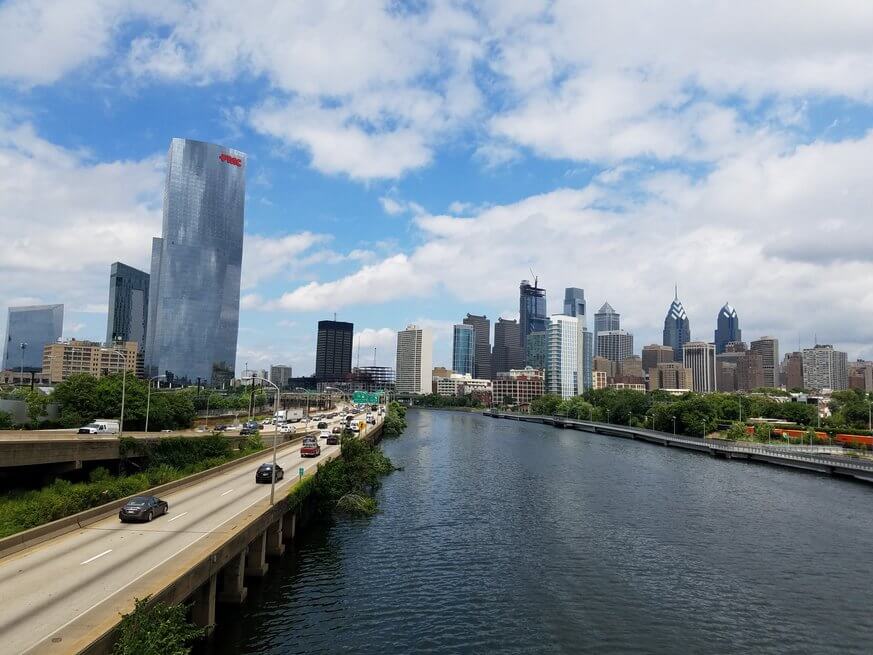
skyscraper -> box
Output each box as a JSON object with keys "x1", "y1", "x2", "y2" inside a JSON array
[
  {"x1": 462, "y1": 313, "x2": 491, "y2": 379},
  {"x1": 714, "y1": 303, "x2": 741, "y2": 354},
  {"x1": 750, "y1": 336, "x2": 779, "y2": 389},
  {"x1": 594, "y1": 301, "x2": 620, "y2": 334},
  {"x1": 452, "y1": 323, "x2": 475, "y2": 376},
  {"x1": 492, "y1": 318, "x2": 524, "y2": 375},
  {"x1": 525, "y1": 331, "x2": 547, "y2": 371},
  {"x1": 564, "y1": 288, "x2": 592, "y2": 391},
  {"x1": 546, "y1": 315, "x2": 584, "y2": 399},
  {"x1": 396, "y1": 325, "x2": 433, "y2": 395},
  {"x1": 663, "y1": 288, "x2": 691, "y2": 362},
  {"x1": 783, "y1": 352, "x2": 805, "y2": 390},
  {"x1": 642, "y1": 344, "x2": 675, "y2": 372},
  {"x1": 106, "y1": 262, "x2": 149, "y2": 349},
  {"x1": 3, "y1": 304, "x2": 64, "y2": 371},
  {"x1": 145, "y1": 138, "x2": 245, "y2": 385},
  {"x1": 519, "y1": 279, "x2": 548, "y2": 350},
  {"x1": 802, "y1": 345, "x2": 848, "y2": 391},
  {"x1": 683, "y1": 341, "x2": 717, "y2": 393},
  {"x1": 270, "y1": 365, "x2": 293, "y2": 388},
  {"x1": 315, "y1": 320, "x2": 354, "y2": 380},
  {"x1": 596, "y1": 330, "x2": 634, "y2": 364}
]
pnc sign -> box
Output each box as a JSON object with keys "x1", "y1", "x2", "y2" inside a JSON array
[{"x1": 219, "y1": 153, "x2": 242, "y2": 167}]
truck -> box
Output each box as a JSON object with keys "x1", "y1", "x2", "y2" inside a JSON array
[
  {"x1": 274, "y1": 409, "x2": 304, "y2": 423},
  {"x1": 78, "y1": 419, "x2": 120, "y2": 435}
]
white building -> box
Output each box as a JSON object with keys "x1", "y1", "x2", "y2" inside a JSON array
[
  {"x1": 395, "y1": 325, "x2": 434, "y2": 394},
  {"x1": 802, "y1": 344, "x2": 848, "y2": 391},
  {"x1": 683, "y1": 341, "x2": 717, "y2": 393},
  {"x1": 546, "y1": 315, "x2": 584, "y2": 399},
  {"x1": 433, "y1": 373, "x2": 492, "y2": 396}
]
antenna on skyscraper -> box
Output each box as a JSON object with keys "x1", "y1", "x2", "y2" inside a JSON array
[
  {"x1": 373, "y1": 347, "x2": 377, "y2": 365},
  {"x1": 529, "y1": 267, "x2": 538, "y2": 288},
  {"x1": 356, "y1": 336, "x2": 361, "y2": 368}
]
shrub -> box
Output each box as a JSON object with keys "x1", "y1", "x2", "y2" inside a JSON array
[{"x1": 113, "y1": 597, "x2": 204, "y2": 655}]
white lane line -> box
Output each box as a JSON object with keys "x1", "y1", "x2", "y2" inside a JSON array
[
  {"x1": 220, "y1": 488, "x2": 234, "y2": 497},
  {"x1": 167, "y1": 512, "x2": 188, "y2": 522},
  {"x1": 80, "y1": 549, "x2": 112, "y2": 565}
]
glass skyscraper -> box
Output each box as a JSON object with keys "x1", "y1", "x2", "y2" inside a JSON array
[
  {"x1": 106, "y1": 262, "x2": 149, "y2": 349},
  {"x1": 452, "y1": 324, "x2": 475, "y2": 376},
  {"x1": 714, "y1": 303, "x2": 741, "y2": 354},
  {"x1": 315, "y1": 320, "x2": 354, "y2": 380},
  {"x1": 3, "y1": 304, "x2": 63, "y2": 371},
  {"x1": 663, "y1": 288, "x2": 691, "y2": 362},
  {"x1": 563, "y1": 288, "x2": 592, "y2": 391},
  {"x1": 145, "y1": 138, "x2": 245, "y2": 385},
  {"x1": 519, "y1": 279, "x2": 548, "y2": 349}
]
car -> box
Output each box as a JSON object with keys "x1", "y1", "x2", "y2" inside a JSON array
[
  {"x1": 349, "y1": 423, "x2": 360, "y2": 433},
  {"x1": 300, "y1": 438, "x2": 321, "y2": 457},
  {"x1": 278, "y1": 423, "x2": 296, "y2": 434},
  {"x1": 317, "y1": 421, "x2": 329, "y2": 430},
  {"x1": 332, "y1": 426, "x2": 342, "y2": 434},
  {"x1": 326, "y1": 433, "x2": 340, "y2": 445},
  {"x1": 119, "y1": 495, "x2": 168, "y2": 523},
  {"x1": 318, "y1": 430, "x2": 331, "y2": 439},
  {"x1": 240, "y1": 427, "x2": 256, "y2": 436},
  {"x1": 255, "y1": 463, "x2": 284, "y2": 483},
  {"x1": 244, "y1": 421, "x2": 259, "y2": 430},
  {"x1": 215, "y1": 424, "x2": 229, "y2": 431}
]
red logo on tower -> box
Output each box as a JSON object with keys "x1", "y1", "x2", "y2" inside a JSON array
[{"x1": 219, "y1": 153, "x2": 242, "y2": 167}]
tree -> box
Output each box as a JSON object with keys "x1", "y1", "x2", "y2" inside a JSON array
[
  {"x1": 113, "y1": 597, "x2": 203, "y2": 655},
  {"x1": 0, "y1": 410, "x2": 11, "y2": 429},
  {"x1": 530, "y1": 394, "x2": 562, "y2": 416},
  {"x1": 724, "y1": 422, "x2": 747, "y2": 441},
  {"x1": 502, "y1": 395, "x2": 516, "y2": 407},
  {"x1": 23, "y1": 389, "x2": 49, "y2": 426}
]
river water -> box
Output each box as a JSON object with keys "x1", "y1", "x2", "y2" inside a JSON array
[{"x1": 206, "y1": 409, "x2": 873, "y2": 654}]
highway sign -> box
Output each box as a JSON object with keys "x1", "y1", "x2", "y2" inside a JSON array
[{"x1": 352, "y1": 391, "x2": 382, "y2": 404}]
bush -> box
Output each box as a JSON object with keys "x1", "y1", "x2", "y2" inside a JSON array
[
  {"x1": 114, "y1": 597, "x2": 203, "y2": 655},
  {"x1": 383, "y1": 402, "x2": 407, "y2": 437},
  {"x1": 0, "y1": 410, "x2": 12, "y2": 429}
]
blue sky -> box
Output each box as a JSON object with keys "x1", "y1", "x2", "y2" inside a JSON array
[{"x1": 1, "y1": 0, "x2": 872, "y2": 375}]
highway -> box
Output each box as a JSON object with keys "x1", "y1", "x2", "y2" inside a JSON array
[{"x1": 0, "y1": 410, "x2": 371, "y2": 654}]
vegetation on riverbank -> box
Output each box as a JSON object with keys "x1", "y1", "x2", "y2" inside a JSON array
[
  {"x1": 382, "y1": 401, "x2": 408, "y2": 437},
  {"x1": 113, "y1": 597, "x2": 203, "y2": 655},
  {"x1": 0, "y1": 433, "x2": 264, "y2": 539}
]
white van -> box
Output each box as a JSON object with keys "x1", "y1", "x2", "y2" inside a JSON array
[{"x1": 78, "y1": 419, "x2": 120, "y2": 435}]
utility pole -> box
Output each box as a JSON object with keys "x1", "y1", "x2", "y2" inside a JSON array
[{"x1": 248, "y1": 373, "x2": 256, "y2": 419}]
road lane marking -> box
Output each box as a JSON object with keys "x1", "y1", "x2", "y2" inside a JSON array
[
  {"x1": 80, "y1": 550, "x2": 112, "y2": 565},
  {"x1": 168, "y1": 512, "x2": 188, "y2": 522},
  {"x1": 220, "y1": 488, "x2": 234, "y2": 496}
]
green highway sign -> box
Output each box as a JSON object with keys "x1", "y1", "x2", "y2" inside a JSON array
[{"x1": 352, "y1": 391, "x2": 383, "y2": 404}]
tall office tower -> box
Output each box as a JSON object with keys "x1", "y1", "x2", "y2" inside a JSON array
[
  {"x1": 546, "y1": 315, "x2": 584, "y2": 399},
  {"x1": 525, "y1": 330, "x2": 547, "y2": 371},
  {"x1": 519, "y1": 279, "x2": 548, "y2": 350},
  {"x1": 315, "y1": 320, "x2": 354, "y2": 380},
  {"x1": 269, "y1": 365, "x2": 293, "y2": 388},
  {"x1": 563, "y1": 288, "x2": 592, "y2": 391},
  {"x1": 145, "y1": 138, "x2": 245, "y2": 385},
  {"x1": 663, "y1": 288, "x2": 691, "y2": 362},
  {"x1": 492, "y1": 318, "x2": 524, "y2": 375},
  {"x1": 395, "y1": 325, "x2": 433, "y2": 395},
  {"x1": 452, "y1": 324, "x2": 475, "y2": 376},
  {"x1": 749, "y1": 336, "x2": 780, "y2": 388},
  {"x1": 596, "y1": 329, "x2": 634, "y2": 364},
  {"x1": 594, "y1": 301, "x2": 620, "y2": 356},
  {"x1": 714, "y1": 303, "x2": 741, "y2": 354},
  {"x1": 802, "y1": 345, "x2": 848, "y2": 391},
  {"x1": 106, "y1": 262, "x2": 149, "y2": 349},
  {"x1": 683, "y1": 341, "x2": 717, "y2": 393},
  {"x1": 642, "y1": 344, "x2": 675, "y2": 372},
  {"x1": 648, "y1": 362, "x2": 693, "y2": 391},
  {"x1": 463, "y1": 313, "x2": 491, "y2": 379},
  {"x1": 783, "y1": 352, "x2": 805, "y2": 390},
  {"x1": 848, "y1": 360, "x2": 873, "y2": 392},
  {"x1": 3, "y1": 304, "x2": 63, "y2": 371}
]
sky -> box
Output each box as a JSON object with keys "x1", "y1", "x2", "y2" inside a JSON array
[{"x1": 1, "y1": 0, "x2": 872, "y2": 376}]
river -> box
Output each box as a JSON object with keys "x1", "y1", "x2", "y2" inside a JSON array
[{"x1": 205, "y1": 409, "x2": 873, "y2": 654}]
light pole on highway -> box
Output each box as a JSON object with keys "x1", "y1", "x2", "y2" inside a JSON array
[
  {"x1": 18, "y1": 342, "x2": 27, "y2": 387},
  {"x1": 111, "y1": 344, "x2": 128, "y2": 439},
  {"x1": 145, "y1": 374, "x2": 166, "y2": 433},
  {"x1": 252, "y1": 376, "x2": 281, "y2": 505},
  {"x1": 672, "y1": 415, "x2": 677, "y2": 436}
]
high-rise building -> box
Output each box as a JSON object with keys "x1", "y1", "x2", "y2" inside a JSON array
[
  {"x1": 492, "y1": 318, "x2": 524, "y2": 375},
  {"x1": 683, "y1": 341, "x2": 717, "y2": 393},
  {"x1": 492, "y1": 367, "x2": 545, "y2": 407},
  {"x1": 802, "y1": 345, "x2": 848, "y2": 391},
  {"x1": 106, "y1": 263, "x2": 149, "y2": 350},
  {"x1": 356, "y1": 366, "x2": 395, "y2": 388},
  {"x1": 463, "y1": 313, "x2": 491, "y2": 379},
  {"x1": 525, "y1": 330, "x2": 547, "y2": 371},
  {"x1": 848, "y1": 360, "x2": 873, "y2": 393},
  {"x1": 783, "y1": 351, "x2": 805, "y2": 390},
  {"x1": 750, "y1": 337, "x2": 779, "y2": 389},
  {"x1": 596, "y1": 330, "x2": 634, "y2": 364},
  {"x1": 563, "y1": 289, "x2": 592, "y2": 391},
  {"x1": 43, "y1": 339, "x2": 140, "y2": 383},
  {"x1": 594, "y1": 301, "x2": 620, "y2": 357},
  {"x1": 717, "y1": 347, "x2": 764, "y2": 392},
  {"x1": 315, "y1": 320, "x2": 353, "y2": 380},
  {"x1": 145, "y1": 138, "x2": 245, "y2": 385},
  {"x1": 593, "y1": 356, "x2": 617, "y2": 381},
  {"x1": 395, "y1": 325, "x2": 433, "y2": 395},
  {"x1": 648, "y1": 362, "x2": 693, "y2": 391},
  {"x1": 642, "y1": 344, "x2": 675, "y2": 372},
  {"x1": 546, "y1": 315, "x2": 583, "y2": 399},
  {"x1": 663, "y1": 288, "x2": 691, "y2": 362},
  {"x1": 519, "y1": 279, "x2": 548, "y2": 350},
  {"x1": 3, "y1": 304, "x2": 63, "y2": 372},
  {"x1": 452, "y1": 324, "x2": 475, "y2": 376},
  {"x1": 714, "y1": 303, "x2": 741, "y2": 354},
  {"x1": 270, "y1": 365, "x2": 293, "y2": 388}
]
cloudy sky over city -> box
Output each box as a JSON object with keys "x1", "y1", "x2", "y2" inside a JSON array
[{"x1": 1, "y1": 0, "x2": 872, "y2": 374}]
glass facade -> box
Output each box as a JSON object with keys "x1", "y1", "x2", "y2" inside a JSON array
[
  {"x1": 145, "y1": 138, "x2": 245, "y2": 385},
  {"x1": 714, "y1": 303, "x2": 741, "y2": 354},
  {"x1": 106, "y1": 262, "x2": 149, "y2": 349},
  {"x1": 519, "y1": 280, "x2": 548, "y2": 349},
  {"x1": 452, "y1": 324, "x2": 475, "y2": 376},
  {"x1": 315, "y1": 321, "x2": 354, "y2": 380},
  {"x1": 3, "y1": 304, "x2": 63, "y2": 371},
  {"x1": 663, "y1": 291, "x2": 691, "y2": 362}
]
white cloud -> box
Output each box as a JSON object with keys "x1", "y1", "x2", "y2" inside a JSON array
[
  {"x1": 353, "y1": 328, "x2": 396, "y2": 367},
  {"x1": 241, "y1": 232, "x2": 329, "y2": 289}
]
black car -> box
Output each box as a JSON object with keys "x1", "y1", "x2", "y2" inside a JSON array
[
  {"x1": 255, "y1": 463, "x2": 284, "y2": 483},
  {"x1": 326, "y1": 434, "x2": 340, "y2": 445},
  {"x1": 317, "y1": 421, "x2": 329, "y2": 430},
  {"x1": 119, "y1": 495, "x2": 168, "y2": 523},
  {"x1": 240, "y1": 427, "x2": 256, "y2": 436}
]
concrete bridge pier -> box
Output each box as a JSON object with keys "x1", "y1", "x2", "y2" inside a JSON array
[
  {"x1": 282, "y1": 511, "x2": 296, "y2": 543},
  {"x1": 191, "y1": 574, "x2": 217, "y2": 636},
  {"x1": 244, "y1": 532, "x2": 269, "y2": 577},
  {"x1": 266, "y1": 517, "x2": 285, "y2": 557},
  {"x1": 217, "y1": 547, "x2": 248, "y2": 604}
]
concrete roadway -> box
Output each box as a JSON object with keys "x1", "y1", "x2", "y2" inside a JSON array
[{"x1": 0, "y1": 411, "x2": 370, "y2": 654}]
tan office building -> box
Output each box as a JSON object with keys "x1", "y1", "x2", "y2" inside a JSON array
[{"x1": 43, "y1": 339, "x2": 141, "y2": 383}]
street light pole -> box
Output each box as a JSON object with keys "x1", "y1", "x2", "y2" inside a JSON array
[
  {"x1": 111, "y1": 347, "x2": 127, "y2": 439},
  {"x1": 672, "y1": 415, "x2": 676, "y2": 436},
  {"x1": 145, "y1": 374, "x2": 165, "y2": 433},
  {"x1": 19, "y1": 342, "x2": 27, "y2": 387},
  {"x1": 252, "y1": 376, "x2": 281, "y2": 505}
]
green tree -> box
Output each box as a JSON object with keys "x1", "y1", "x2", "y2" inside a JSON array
[
  {"x1": 113, "y1": 598, "x2": 204, "y2": 655},
  {"x1": 530, "y1": 394, "x2": 562, "y2": 416},
  {"x1": 24, "y1": 389, "x2": 50, "y2": 426},
  {"x1": 724, "y1": 422, "x2": 747, "y2": 441},
  {"x1": 0, "y1": 410, "x2": 12, "y2": 429}
]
